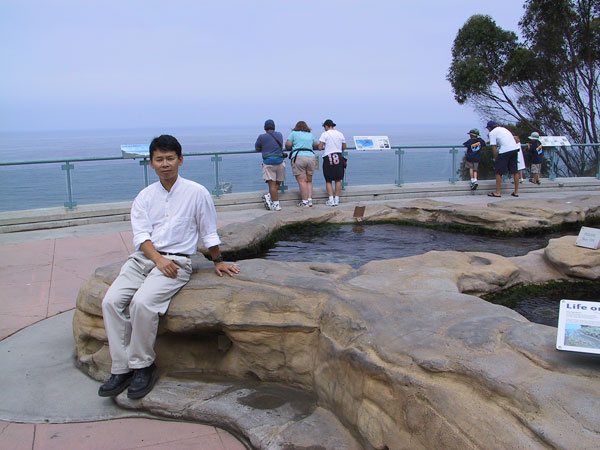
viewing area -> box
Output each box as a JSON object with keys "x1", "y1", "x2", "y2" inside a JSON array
[{"x1": 1, "y1": 144, "x2": 599, "y2": 449}]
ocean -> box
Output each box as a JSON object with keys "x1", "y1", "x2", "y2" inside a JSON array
[{"x1": 0, "y1": 124, "x2": 471, "y2": 212}]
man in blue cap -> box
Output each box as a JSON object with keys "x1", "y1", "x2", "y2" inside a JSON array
[
  {"x1": 255, "y1": 119, "x2": 285, "y2": 210},
  {"x1": 486, "y1": 120, "x2": 521, "y2": 197}
]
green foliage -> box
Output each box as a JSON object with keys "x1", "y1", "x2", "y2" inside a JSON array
[
  {"x1": 448, "y1": 1, "x2": 600, "y2": 176},
  {"x1": 448, "y1": 15, "x2": 520, "y2": 104}
]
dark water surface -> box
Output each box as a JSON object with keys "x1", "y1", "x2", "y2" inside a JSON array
[{"x1": 261, "y1": 223, "x2": 572, "y2": 268}]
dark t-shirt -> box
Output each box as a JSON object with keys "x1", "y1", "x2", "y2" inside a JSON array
[
  {"x1": 528, "y1": 140, "x2": 543, "y2": 164},
  {"x1": 462, "y1": 137, "x2": 485, "y2": 163},
  {"x1": 255, "y1": 131, "x2": 284, "y2": 158}
]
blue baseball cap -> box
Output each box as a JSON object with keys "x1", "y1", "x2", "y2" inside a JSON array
[
  {"x1": 264, "y1": 119, "x2": 275, "y2": 130},
  {"x1": 486, "y1": 120, "x2": 497, "y2": 128}
]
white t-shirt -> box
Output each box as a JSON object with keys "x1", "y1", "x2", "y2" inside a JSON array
[
  {"x1": 319, "y1": 129, "x2": 346, "y2": 157},
  {"x1": 489, "y1": 127, "x2": 519, "y2": 154}
]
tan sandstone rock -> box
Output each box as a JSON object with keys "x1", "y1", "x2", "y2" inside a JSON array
[{"x1": 73, "y1": 195, "x2": 600, "y2": 449}]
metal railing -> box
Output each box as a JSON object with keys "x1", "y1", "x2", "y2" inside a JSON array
[{"x1": 1, "y1": 144, "x2": 598, "y2": 211}]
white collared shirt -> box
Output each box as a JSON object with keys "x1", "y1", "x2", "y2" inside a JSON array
[{"x1": 131, "y1": 176, "x2": 221, "y2": 255}]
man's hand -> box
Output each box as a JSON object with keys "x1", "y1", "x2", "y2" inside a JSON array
[
  {"x1": 156, "y1": 255, "x2": 180, "y2": 279},
  {"x1": 214, "y1": 261, "x2": 240, "y2": 277}
]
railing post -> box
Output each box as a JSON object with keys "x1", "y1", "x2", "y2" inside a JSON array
[
  {"x1": 139, "y1": 158, "x2": 150, "y2": 187},
  {"x1": 342, "y1": 149, "x2": 348, "y2": 189},
  {"x1": 395, "y1": 147, "x2": 404, "y2": 186},
  {"x1": 61, "y1": 162, "x2": 77, "y2": 210},
  {"x1": 595, "y1": 145, "x2": 600, "y2": 179},
  {"x1": 449, "y1": 147, "x2": 458, "y2": 184},
  {"x1": 279, "y1": 180, "x2": 288, "y2": 193},
  {"x1": 211, "y1": 154, "x2": 224, "y2": 197},
  {"x1": 549, "y1": 147, "x2": 557, "y2": 181}
]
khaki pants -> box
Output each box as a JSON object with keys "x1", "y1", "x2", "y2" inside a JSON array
[{"x1": 101, "y1": 252, "x2": 192, "y2": 374}]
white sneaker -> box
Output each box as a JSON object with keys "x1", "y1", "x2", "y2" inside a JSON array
[
  {"x1": 308, "y1": 200, "x2": 313, "y2": 207},
  {"x1": 272, "y1": 203, "x2": 282, "y2": 211},
  {"x1": 262, "y1": 193, "x2": 272, "y2": 211},
  {"x1": 297, "y1": 201, "x2": 308, "y2": 207},
  {"x1": 334, "y1": 199, "x2": 339, "y2": 206},
  {"x1": 325, "y1": 199, "x2": 336, "y2": 207}
]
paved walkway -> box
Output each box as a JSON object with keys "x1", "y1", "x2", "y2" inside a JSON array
[{"x1": 0, "y1": 188, "x2": 598, "y2": 449}]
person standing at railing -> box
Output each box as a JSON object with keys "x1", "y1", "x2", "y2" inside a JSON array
[
  {"x1": 513, "y1": 135, "x2": 526, "y2": 185},
  {"x1": 285, "y1": 121, "x2": 318, "y2": 207},
  {"x1": 486, "y1": 120, "x2": 520, "y2": 198},
  {"x1": 255, "y1": 119, "x2": 285, "y2": 211},
  {"x1": 318, "y1": 119, "x2": 346, "y2": 206},
  {"x1": 98, "y1": 134, "x2": 240, "y2": 400},
  {"x1": 462, "y1": 128, "x2": 485, "y2": 190},
  {"x1": 527, "y1": 131, "x2": 543, "y2": 185}
]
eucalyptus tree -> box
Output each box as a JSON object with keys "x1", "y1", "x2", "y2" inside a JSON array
[{"x1": 448, "y1": 0, "x2": 599, "y2": 176}]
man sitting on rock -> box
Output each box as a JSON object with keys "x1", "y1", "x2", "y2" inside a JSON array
[{"x1": 98, "y1": 134, "x2": 239, "y2": 400}]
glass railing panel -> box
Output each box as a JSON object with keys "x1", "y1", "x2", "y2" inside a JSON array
[
  {"x1": 69, "y1": 159, "x2": 153, "y2": 205},
  {"x1": 1, "y1": 163, "x2": 66, "y2": 212},
  {"x1": 401, "y1": 148, "x2": 457, "y2": 183},
  {"x1": 176, "y1": 154, "x2": 219, "y2": 193}
]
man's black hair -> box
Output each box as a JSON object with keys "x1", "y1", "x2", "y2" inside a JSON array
[{"x1": 149, "y1": 135, "x2": 182, "y2": 159}]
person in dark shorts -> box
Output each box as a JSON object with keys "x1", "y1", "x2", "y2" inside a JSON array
[
  {"x1": 486, "y1": 120, "x2": 520, "y2": 198},
  {"x1": 462, "y1": 128, "x2": 485, "y2": 190},
  {"x1": 318, "y1": 119, "x2": 346, "y2": 206}
]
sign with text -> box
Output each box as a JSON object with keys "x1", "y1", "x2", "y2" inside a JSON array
[
  {"x1": 121, "y1": 144, "x2": 150, "y2": 158},
  {"x1": 575, "y1": 226, "x2": 600, "y2": 249},
  {"x1": 353, "y1": 136, "x2": 391, "y2": 150},
  {"x1": 556, "y1": 300, "x2": 600, "y2": 355},
  {"x1": 539, "y1": 136, "x2": 571, "y2": 147}
]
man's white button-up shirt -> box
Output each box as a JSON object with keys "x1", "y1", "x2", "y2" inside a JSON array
[{"x1": 130, "y1": 176, "x2": 221, "y2": 255}]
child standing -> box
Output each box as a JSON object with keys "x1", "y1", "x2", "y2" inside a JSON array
[
  {"x1": 514, "y1": 135, "x2": 526, "y2": 184},
  {"x1": 462, "y1": 128, "x2": 485, "y2": 190},
  {"x1": 527, "y1": 131, "x2": 543, "y2": 185}
]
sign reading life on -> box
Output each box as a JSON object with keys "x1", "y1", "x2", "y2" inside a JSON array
[
  {"x1": 556, "y1": 300, "x2": 600, "y2": 355},
  {"x1": 575, "y1": 226, "x2": 600, "y2": 249},
  {"x1": 539, "y1": 136, "x2": 571, "y2": 147},
  {"x1": 121, "y1": 144, "x2": 150, "y2": 159},
  {"x1": 353, "y1": 136, "x2": 391, "y2": 150}
]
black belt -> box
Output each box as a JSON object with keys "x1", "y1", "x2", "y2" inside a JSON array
[{"x1": 159, "y1": 251, "x2": 191, "y2": 258}]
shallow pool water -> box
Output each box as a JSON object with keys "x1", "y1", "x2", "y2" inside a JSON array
[{"x1": 260, "y1": 223, "x2": 571, "y2": 269}]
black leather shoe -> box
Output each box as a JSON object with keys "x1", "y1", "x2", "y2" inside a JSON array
[
  {"x1": 98, "y1": 371, "x2": 134, "y2": 397},
  {"x1": 127, "y1": 364, "x2": 159, "y2": 399}
]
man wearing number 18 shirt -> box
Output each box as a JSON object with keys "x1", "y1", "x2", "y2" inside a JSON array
[{"x1": 318, "y1": 119, "x2": 346, "y2": 206}]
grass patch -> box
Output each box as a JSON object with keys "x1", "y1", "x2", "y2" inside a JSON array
[{"x1": 482, "y1": 280, "x2": 600, "y2": 309}]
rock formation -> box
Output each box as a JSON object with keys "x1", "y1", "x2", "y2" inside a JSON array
[{"x1": 73, "y1": 196, "x2": 600, "y2": 449}]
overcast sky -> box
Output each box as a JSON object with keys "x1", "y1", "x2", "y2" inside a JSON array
[{"x1": 0, "y1": 0, "x2": 526, "y2": 132}]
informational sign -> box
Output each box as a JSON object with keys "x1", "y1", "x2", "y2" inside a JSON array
[
  {"x1": 575, "y1": 226, "x2": 600, "y2": 249},
  {"x1": 353, "y1": 206, "x2": 365, "y2": 222},
  {"x1": 539, "y1": 136, "x2": 571, "y2": 147},
  {"x1": 353, "y1": 136, "x2": 391, "y2": 150},
  {"x1": 121, "y1": 144, "x2": 150, "y2": 158},
  {"x1": 556, "y1": 300, "x2": 600, "y2": 355}
]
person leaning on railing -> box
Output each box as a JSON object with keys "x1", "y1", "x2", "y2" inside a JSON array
[
  {"x1": 255, "y1": 119, "x2": 285, "y2": 211},
  {"x1": 318, "y1": 119, "x2": 347, "y2": 206},
  {"x1": 285, "y1": 121, "x2": 318, "y2": 207}
]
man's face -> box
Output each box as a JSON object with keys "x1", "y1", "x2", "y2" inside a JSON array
[{"x1": 150, "y1": 149, "x2": 183, "y2": 182}]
